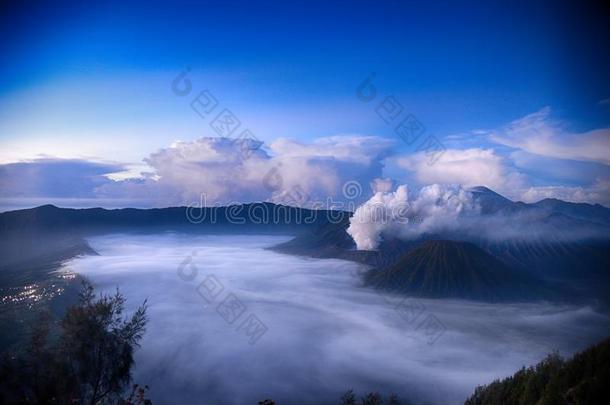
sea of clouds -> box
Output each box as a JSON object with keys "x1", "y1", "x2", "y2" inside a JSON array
[{"x1": 62, "y1": 233, "x2": 610, "y2": 405}]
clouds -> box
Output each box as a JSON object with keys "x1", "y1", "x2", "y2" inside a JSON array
[
  {"x1": 0, "y1": 136, "x2": 395, "y2": 209},
  {"x1": 2, "y1": 105, "x2": 609, "y2": 210},
  {"x1": 139, "y1": 137, "x2": 271, "y2": 205},
  {"x1": 346, "y1": 181, "x2": 610, "y2": 251},
  {"x1": 397, "y1": 148, "x2": 525, "y2": 198},
  {"x1": 520, "y1": 178, "x2": 610, "y2": 206},
  {"x1": 485, "y1": 107, "x2": 610, "y2": 205},
  {"x1": 341, "y1": 107, "x2": 610, "y2": 249},
  {"x1": 392, "y1": 107, "x2": 610, "y2": 207},
  {"x1": 137, "y1": 135, "x2": 393, "y2": 207},
  {"x1": 0, "y1": 158, "x2": 122, "y2": 198},
  {"x1": 269, "y1": 135, "x2": 393, "y2": 165},
  {"x1": 490, "y1": 107, "x2": 610, "y2": 165}
]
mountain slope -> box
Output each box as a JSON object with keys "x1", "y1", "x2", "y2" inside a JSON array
[
  {"x1": 465, "y1": 337, "x2": 610, "y2": 405},
  {"x1": 0, "y1": 203, "x2": 350, "y2": 267},
  {"x1": 366, "y1": 240, "x2": 546, "y2": 301}
]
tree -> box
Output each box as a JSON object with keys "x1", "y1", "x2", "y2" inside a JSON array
[
  {"x1": 59, "y1": 282, "x2": 148, "y2": 404},
  {"x1": 465, "y1": 338, "x2": 610, "y2": 405},
  {"x1": 340, "y1": 389, "x2": 356, "y2": 405},
  {"x1": 361, "y1": 392, "x2": 382, "y2": 405},
  {"x1": 340, "y1": 390, "x2": 402, "y2": 405},
  {"x1": 0, "y1": 281, "x2": 149, "y2": 404}
]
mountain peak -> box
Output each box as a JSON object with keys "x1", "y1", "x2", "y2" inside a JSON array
[
  {"x1": 467, "y1": 186, "x2": 515, "y2": 214},
  {"x1": 36, "y1": 204, "x2": 60, "y2": 210},
  {"x1": 468, "y1": 186, "x2": 509, "y2": 199},
  {"x1": 365, "y1": 239, "x2": 535, "y2": 301},
  {"x1": 468, "y1": 185, "x2": 495, "y2": 194}
]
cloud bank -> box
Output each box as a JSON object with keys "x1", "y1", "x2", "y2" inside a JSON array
[
  {"x1": 135, "y1": 135, "x2": 394, "y2": 207},
  {"x1": 1, "y1": 106, "x2": 609, "y2": 210},
  {"x1": 0, "y1": 136, "x2": 394, "y2": 209}
]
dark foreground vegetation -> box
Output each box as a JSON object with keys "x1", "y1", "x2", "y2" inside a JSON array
[
  {"x1": 465, "y1": 338, "x2": 610, "y2": 405},
  {"x1": 339, "y1": 390, "x2": 402, "y2": 404},
  {"x1": 0, "y1": 282, "x2": 150, "y2": 405}
]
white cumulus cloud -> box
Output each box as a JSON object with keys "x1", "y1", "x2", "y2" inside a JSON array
[
  {"x1": 397, "y1": 148, "x2": 525, "y2": 199},
  {"x1": 97, "y1": 135, "x2": 395, "y2": 207}
]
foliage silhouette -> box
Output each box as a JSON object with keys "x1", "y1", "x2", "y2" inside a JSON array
[
  {"x1": 465, "y1": 338, "x2": 610, "y2": 405},
  {"x1": 0, "y1": 281, "x2": 149, "y2": 404}
]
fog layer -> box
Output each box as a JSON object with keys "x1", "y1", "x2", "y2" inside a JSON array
[{"x1": 63, "y1": 234, "x2": 610, "y2": 404}]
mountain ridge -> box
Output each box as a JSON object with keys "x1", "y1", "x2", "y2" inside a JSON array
[{"x1": 2, "y1": 187, "x2": 609, "y2": 303}]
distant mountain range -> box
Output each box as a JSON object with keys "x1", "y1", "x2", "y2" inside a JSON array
[
  {"x1": 471, "y1": 186, "x2": 610, "y2": 227},
  {"x1": 1, "y1": 187, "x2": 609, "y2": 303},
  {"x1": 275, "y1": 187, "x2": 610, "y2": 303},
  {"x1": 0, "y1": 203, "x2": 346, "y2": 267},
  {"x1": 0, "y1": 202, "x2": 341, "y2": 233}
]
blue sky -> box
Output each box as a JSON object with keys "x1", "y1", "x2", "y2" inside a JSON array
[{"x1": 1, "y1": 0, "x2": 609, "y2": 209}]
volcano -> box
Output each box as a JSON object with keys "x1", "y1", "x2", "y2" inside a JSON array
[{"x1": 366, "y1": 240, "x2": 544, "y2": 301}]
